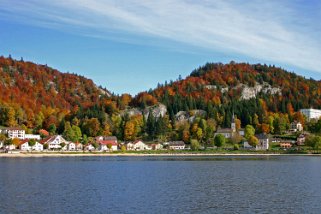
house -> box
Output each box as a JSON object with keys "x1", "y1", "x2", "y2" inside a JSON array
[
  {"x1": 150, "y1": 143, "x2": 163, "y2": 150},
  {"x1": 41, "y1": 135, "x2": 69, "y2": 150},
  {"x1": 215, "y1": 128, "x2": 235, "y2": 139},
  {"x1": 126, "y1": 140, "x2": 150, "y2": 151},
  {"x1": 19, "y1": 140, "x2": 43, "y2": 151},
  {"x1": 126, "y1": 142, "x2": 135, "y2": 150},
  {"x1": 289, "y1": 121, "x2": 303, "y2": 132},
  {"x1": 1, "y1": 127, "x2": 25, "y2": 139},
  {"x1": 297, "y1": 134, "x2": 306, "y2": 146},
  {"x1": 19, "y1": 140, "x2": 29, "y2": 151},
  {"x1": 96, "y1": 136, "x2": 118, "y2": 151},
  {"x1": 214, "y1": 114, "x2": 244, "y2": 139},
  {"x1": 255, "y1": 133, "x2": 269, "y2": 150},
  {"x1": 32, "y1": 142, "x2": 44, "y2": 151},
  {"x1": 5, "y1": 144, "x2": 16, "y2": 150},
  {"x1": 168, "y1": 141, "x2": 185, "y2": 150},
  {"x1": 99, "y1": 141, "x2": 118, "y2": 151},
  {"x1": 84, "y1": 143, "x2": 96, "y2": 151},
  {"x1": 75, "y1": 142, "x2": 83, "y2": 151},
  {"x1": 243, "y1": 141, "x2": 253, "y2": 149},
  {"x1": 68, "y1": 142, "x2": 76, "y2": 151}
]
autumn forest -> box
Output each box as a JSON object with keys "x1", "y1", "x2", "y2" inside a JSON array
[{"x1": 1, "y1": 56, "x2": 321, "y2": 145}]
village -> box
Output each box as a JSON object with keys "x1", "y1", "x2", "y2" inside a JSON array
[
  {"x1": 0, "y1": 127, "x2": 187, "y2": 153},
  {"x1": 1, "y1": 108, "x2": 319, "y2": 154}
]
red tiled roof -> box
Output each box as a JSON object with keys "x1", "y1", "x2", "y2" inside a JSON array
[
  {"x1": 133, "y1": 140, "x2": 143, "y2": 145},
  {"x1": 40, "y1": 136, "x2": 56, "y2": 144},
  {"x1": 18, "y1": 139, "x2": 29, "y2": 146}
]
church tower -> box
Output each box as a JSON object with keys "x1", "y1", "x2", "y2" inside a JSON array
[{"x1": 231, "y1": 112, "x2": 236, "y2": 133}]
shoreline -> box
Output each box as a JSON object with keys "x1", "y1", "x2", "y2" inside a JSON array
[{"x1": 1, "y1": 152, "x2": 321, "y2": 158}]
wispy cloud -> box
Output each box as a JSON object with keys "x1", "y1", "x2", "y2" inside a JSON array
[{"x1": 1, "y1": 0, "x2": 321, "y2": 72}]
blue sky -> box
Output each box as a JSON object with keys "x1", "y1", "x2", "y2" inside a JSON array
[{"x1": 0, "y1": 0, "x2": 321, "y2": 95}]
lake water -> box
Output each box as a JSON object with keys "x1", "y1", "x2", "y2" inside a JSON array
[{"x1": 0, "y1": 156, "x2": 321, "y2": 214}]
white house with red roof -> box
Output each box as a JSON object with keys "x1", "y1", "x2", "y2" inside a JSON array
[
  {"x1": 19, "y1": 140, "x2": 29, "y2": 151},
  {"x1": 19, "y1": 139, "x2": 43, "y2": 151},
  {"x1": 41, "y1": 135, "x2": 69, "y2": 150},
  {"x1": 75, "y1": 142, "x2": 83, "y2": 151},
  {"x1": 97, "y1": 136, "x2": 118, "y2": 151}
]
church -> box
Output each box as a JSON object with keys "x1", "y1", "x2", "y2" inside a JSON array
[{"x1": 214, "y1": 114, "x2": 245, "y2": 139}]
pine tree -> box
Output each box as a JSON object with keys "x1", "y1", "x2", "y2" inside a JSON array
[{"x1": 146, "y1": 110, "x2": 156, "y2": 139}]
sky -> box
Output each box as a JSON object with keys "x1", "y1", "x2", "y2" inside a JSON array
[{"x1": 0, "y1": 0, "x2": 321, "y2": 95}]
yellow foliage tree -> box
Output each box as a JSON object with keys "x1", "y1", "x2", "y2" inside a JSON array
[{"x1": 124, "y1": 121, "x2": 135, "y2": 141}]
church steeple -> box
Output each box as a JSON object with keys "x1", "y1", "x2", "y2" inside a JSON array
[{"x1": 231, "y1": 112, "x2": 236, "y2": 132}]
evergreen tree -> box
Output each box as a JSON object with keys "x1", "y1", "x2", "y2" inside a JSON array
[{"x1": 146, "y1": 110, "x2": 156, "y2": 139}]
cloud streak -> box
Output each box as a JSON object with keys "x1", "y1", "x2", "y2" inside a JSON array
[{"x1": 1, "y1": 0, "x2": 321, "y2": 73}]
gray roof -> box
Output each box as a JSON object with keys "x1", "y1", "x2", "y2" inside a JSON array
[
  {"x1": 168, "y1": 141, "x2": 185, "y2": 146},
  {"x1": 255, "y1": 133, "x2": 269, "y2": 139}
]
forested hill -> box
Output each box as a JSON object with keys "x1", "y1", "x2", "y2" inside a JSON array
[
  {"x1": 135, "y1": 62, "x2": 321, "y2": 128},
  {"x1": 0, "y1": 56, "x2": 111, "y2": 129},
  {"x1": 1, "y1": 56, "x2": 321, "y2": 141}
]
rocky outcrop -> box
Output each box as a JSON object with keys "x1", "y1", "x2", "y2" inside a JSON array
[
  {"x1": 240, "y1": 82, "x2": 281, "y2": 100},
  {"x1": 144, "y1": 103, "x2": 167, "y2": 119},
  {"x1": 175, "y1": 109, "x2": 207, "y2": 123},
  {"x1": 121, "y1": 103, "x2": 167, "y2": 119}
]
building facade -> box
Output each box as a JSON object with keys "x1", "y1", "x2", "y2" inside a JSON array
[
  {"x1": 255, "y1": 133, "x2": 269, "y2": 150},
  {"x1": 126, "y1": 140, "x2": 149, "y2": 151},
  {"x1": 289, "y1": 121, "x2": 303, "y2": 132},
  {"x1": 300, "y1": 108, "x2": 321, "y2": 120},
  {"x1": 41, "y1": 135, "x2": 69, "y2": 150},
  {"x1": 167, "y1": 141, "x2": 186, "y2": 150},
  {"x1": 2, "y1": 128, "x2": 25, "y2": 139}
]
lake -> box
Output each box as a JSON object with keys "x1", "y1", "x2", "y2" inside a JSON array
[{"x1": 0, "y1": 156, "x2": 321, "y2": 213}]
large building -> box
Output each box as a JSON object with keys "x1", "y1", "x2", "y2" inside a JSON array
[
  {"x1": 214, "y1": 114, "x2": 244, "y2": 138},
  {"x1": 1, "y1": 127, "x2": 25, "y2": 139},
  {"x1": 0, "y1": 128, "x2": 40, "y2": 140},
  {"x1": 300, "y1": 108, "x2": 321, "y2": 120}
]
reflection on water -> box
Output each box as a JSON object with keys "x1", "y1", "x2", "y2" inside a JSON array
[{"x1": 0, "y1": 156, "x2": 321, "y2": 213}]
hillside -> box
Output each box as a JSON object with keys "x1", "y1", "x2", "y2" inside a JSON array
[
  {"x1": 134, "y1": 62, "x2": 321, "y2": 130},
  {"x1": 0, "y1": 56, "x2": 111, "y2": 129},
  {"x1": 1, "y1": 57, "x2": 321, "y2": 143}
]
